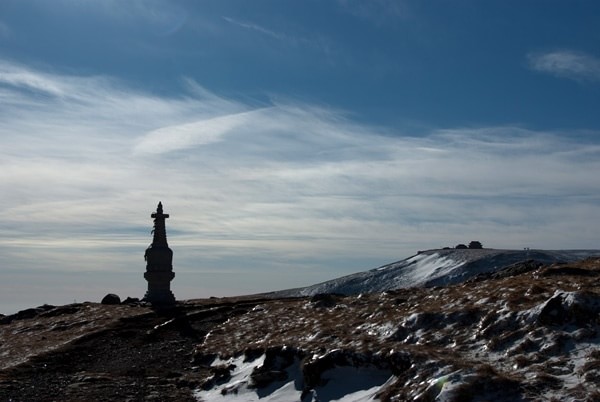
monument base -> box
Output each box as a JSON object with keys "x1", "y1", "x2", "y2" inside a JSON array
[
  {"x1": 143, "y1": 289, "x2": 176, "y2": 305},
  {"x1": 144, "y1": 271, "x2": 176, "y2": 305}
]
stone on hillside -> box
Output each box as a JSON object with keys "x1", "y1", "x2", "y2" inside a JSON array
[
  {"x1": 101, "y1": 293, "x2": 121, "y2": 305},
  {"x1": 121, "y1": 297, "x2": 140, "y2": 305},
  {"x1": 310, "y1": 293, "x2": 341, "y2": 309},
  {"x1": 535, "y1": 291, "x2": 600, "y2": 326}
]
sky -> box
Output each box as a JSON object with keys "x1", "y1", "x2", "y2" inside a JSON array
[{"x1": 1, "y1": 0, "x2": 600, "y2": 314}]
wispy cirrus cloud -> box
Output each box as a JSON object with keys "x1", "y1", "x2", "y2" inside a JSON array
[
  {"x1": 222, "y1": 16, "x2": 284, "y2": 40},
  {"x1": 528, "y1": 50, "x2": 600, "y2": 82},
  {"x1": 0, "y1": 63, "x2": 66, "y2": 97},
  {"x1": 134, "y1": 109, "x2": 265, "y2": 154},
  {"x1": 1, "y1": 60, "x2": 600, "y2": 309},
  {"x1": 220, "y1": 15, "x2": 335, "y2": 60}
]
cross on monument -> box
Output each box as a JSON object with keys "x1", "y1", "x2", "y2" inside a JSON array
[{"x1": 143, "y1": 201, "x2": 176, "y2": 305}]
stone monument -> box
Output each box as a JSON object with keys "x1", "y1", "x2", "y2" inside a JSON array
[{"x1": 143, "y1": 202, "x2": 176, "y2": 305}]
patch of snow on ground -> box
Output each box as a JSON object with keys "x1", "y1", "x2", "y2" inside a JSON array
[
  {"x1": 194, "y1": 355, "x2": 270, "y2": 401},
  {"x1": 194, "y1": 354, "x2": 394, "y2": 402}
]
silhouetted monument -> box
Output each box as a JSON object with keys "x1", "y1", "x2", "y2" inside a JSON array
[{"x1": 143, "y1": 202, "x2": 176, "y2": 305}]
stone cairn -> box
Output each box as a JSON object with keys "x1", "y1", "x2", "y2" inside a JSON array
[{"x1": 143, "y1": 202, "x2": 176, "y2": 305}]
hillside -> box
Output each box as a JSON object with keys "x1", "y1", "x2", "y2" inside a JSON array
[
  {"x1": 1, "y1": 251, "x2": 600, "y2": 401},
  {"x1": 272, "y1": 248, "x2": 600, "y2": 297}
]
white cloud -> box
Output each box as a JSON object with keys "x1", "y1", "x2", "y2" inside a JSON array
[
  {"x1": 1, "y1": 60, "x2": 599, "y2": 307},
  {"x1": 528, "y1": 50, "x2": 600, "y2": 82},
  {"x1": 0, "y1": 62, "x2": 66, "y2": 96},
  {"x1": 134, "y1": 109, "x2": 267, "y2": 154}
]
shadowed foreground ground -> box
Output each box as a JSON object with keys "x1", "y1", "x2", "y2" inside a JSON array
[{"x1": 1, "y1": 257, "x2": 600, "y2": 401}]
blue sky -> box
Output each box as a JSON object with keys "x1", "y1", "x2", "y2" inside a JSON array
[{"x1": 1, "y1": 1, "x2": 600, "y2": 313}]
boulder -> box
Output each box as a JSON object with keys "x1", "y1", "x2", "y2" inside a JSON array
[
  {"x1": 536, "y1": 291, "x2": 600, "y2": 326},
  {"x1": 309, "y1": 293, "x2": 343, "y2": 309},
  {"x1": 101, "y1": 293, "x2": 121, "y2": 305}
]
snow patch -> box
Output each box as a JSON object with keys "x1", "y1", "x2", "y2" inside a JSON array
[{"x1": 194, "y1": 352, "x2": 394, "y2": 402}]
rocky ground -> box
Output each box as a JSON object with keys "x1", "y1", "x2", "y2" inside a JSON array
[{"x1": 1, "y1": 257, "x2": 600, "y2": 401}]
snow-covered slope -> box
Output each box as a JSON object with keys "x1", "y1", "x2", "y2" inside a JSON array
[{"x1": 274, "y1": 249, "x2": 600, "y2": 297}]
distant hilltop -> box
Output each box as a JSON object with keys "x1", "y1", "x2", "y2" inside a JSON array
[
  {"x1": 427, "y1": 239, "x2": 485, "y2": 251},
  {"x1": 271, "y1": 248, "x2": 600, "y2": 297}
]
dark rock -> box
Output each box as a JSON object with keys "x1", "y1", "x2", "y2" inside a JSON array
[
  {"x1": 101, "y1": 294, "x2": 121, "y2": 305},
  {"x1": 469, "y1": 241, "x2": 483, "y2": 249},
  {"x1": 538, "y1": 294, "x2": 566, "y2": 325},
  {"x1": 250, "y1": 370, "x2": 288, "y2": 388},
  {"x1": 39, "y1": 305, "x2": 80, "y2": 318},
  {"x1": 12, "y1": 308, "x2": 39, "y2": 321},
  {"x1": 540, "y1": 266, "x2": 599, "y2": 277},
  {"x1": 210, "y1": 364, "x2": 233, "y2": 385},
  {"x1": 244, "y1": 348, "x2": 265, "y2": 362},
  {"x1": 191, "y1": 352, "x2": 218, "y2": 367},
  {"x1": 388, "y1": 326, "x2": 409, "y2": 342},
  {"x1": 1, "y1": 305, "x2": 55, "y2": 324},
  {"x1": 121, "y1": 297, "x2": 140, "y2": 305},
  {"x1": 388, "y1": 351, "x2": 411, "y2": 375},
  {"x1": 537, "y1": 291, "x2": 600, "y2": 326},
  {"x1": 248, "y1": 346, "x2": 301, "y2": 389},
  {"x1": 449, "y1": 369, "x2": 524, "y2": 401},
  {"x1": 310, "y1": 293, "x2": 343, "y2": 309}
]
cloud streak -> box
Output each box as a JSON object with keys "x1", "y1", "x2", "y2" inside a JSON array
[
  {"x1": 134, "y1": 109, "x2": 267, "y2": 154},
  {"x1": 528, "y1": 50, "x2": 600, "y2": 82},
  {"x1": 1, "y1": 60, "x2": 600, "y2": 308},
  {"x1": 222, "y1": 16, "x2": 284, "y2": 41}
]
